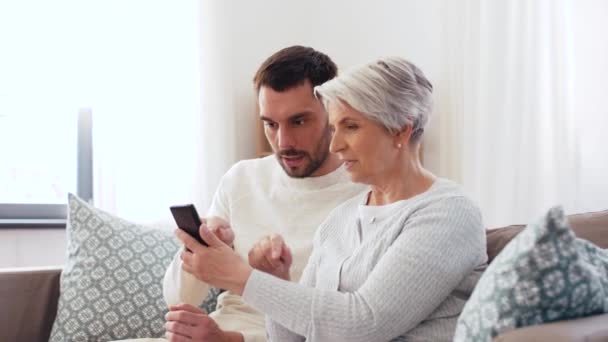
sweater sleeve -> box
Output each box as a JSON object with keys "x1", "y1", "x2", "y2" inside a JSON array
[
  {"x1": 206, "y1": 167, "x2": 231, "y2": 222},
  {"x1": 242, "y1": 197, "x2": 485, "y2": 341},
  {"x1": 163, "y1": 246, "x2": 212, "y2": 307},
  {"x1": 264, "y1": 233, "x2": 321, "y2": 342}
]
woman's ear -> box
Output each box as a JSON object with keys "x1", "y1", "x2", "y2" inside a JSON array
[{"x1": 394, "y1": 124, "x2": 413, "y2": 148}]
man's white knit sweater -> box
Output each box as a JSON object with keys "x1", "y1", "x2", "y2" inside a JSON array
[
  {"x1": 163, "y1": 156, "x2": 366, "y2": 342},
  {"x1": 242, "y1": 178, "x2": 488, "y2": 342}
]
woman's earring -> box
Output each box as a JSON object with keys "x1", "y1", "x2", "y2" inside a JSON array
[{"x1": 397, "y1": 143, "x2": 402, "y2": 149}]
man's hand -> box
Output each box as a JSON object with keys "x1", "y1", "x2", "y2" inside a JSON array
[
  {"x1": 165, "y1": 304, "x2": 243, "y2": 342},
  {"x1": 248, "y1": 234, "x2": 292, "y2": 281},
  {"x1": 206, "y1": 216, "x2": 235, "y2": 247}
]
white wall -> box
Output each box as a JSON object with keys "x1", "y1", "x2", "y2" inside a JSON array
[
  {"x1": 0, "y1": 229, "x2": 66, "y2": 268},
  {"x1": 198, "y1": 0, "x2": 447, "y2": 189},
  {"x1": 571, "y1": 0, "x2": 608, "y2": 213}
]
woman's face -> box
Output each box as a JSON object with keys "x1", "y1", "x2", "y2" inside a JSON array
[{"x1": 328, "y1": 101, "x2": 400, "y2": 184}]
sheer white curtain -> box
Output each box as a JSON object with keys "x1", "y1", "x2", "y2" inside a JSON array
[
  {"x1": 569, "y1": 0, "x2": 608, "y2": 216},
  {"x1": 435, "y1": 0, "x2": 607, "y2": 227},
  {"x1": 89, "y1": 0, "x2": 205, "y2": 224}
]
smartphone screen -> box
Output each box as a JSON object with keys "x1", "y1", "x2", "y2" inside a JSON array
[{"x1": 170, "y1": 204, "x2": 208, "y2": 247}]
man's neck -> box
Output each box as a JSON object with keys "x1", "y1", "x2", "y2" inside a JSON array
[{"x1": 310, "y1": 153, "x2": 343, "y2": 177}]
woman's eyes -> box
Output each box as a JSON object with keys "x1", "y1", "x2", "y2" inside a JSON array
[{"x1": 330, "y1": 124, "x2": 358, "y2": 133}]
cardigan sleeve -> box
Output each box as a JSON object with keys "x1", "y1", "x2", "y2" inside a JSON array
[
  {"x1": 264, "y1": 227, "x2": 322, "y2": 341},
  {"x1": 242, "y1": 197, "x2": 485, "y2": 341}
]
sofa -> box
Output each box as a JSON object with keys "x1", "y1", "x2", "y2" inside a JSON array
[{"x1": 1, "y1": 210, "x2": 607, "y2": 342}]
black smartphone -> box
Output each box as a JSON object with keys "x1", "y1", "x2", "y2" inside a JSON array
[{"x1": 170, "y1": 204, "x2": 208, "y2": 246}]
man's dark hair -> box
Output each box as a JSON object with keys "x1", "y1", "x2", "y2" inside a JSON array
[{"x1": 253, "y1": 45, "x2": 337, "y2": 93}]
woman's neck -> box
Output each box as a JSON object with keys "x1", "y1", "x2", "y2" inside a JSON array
[{"x1": 367, "y1": 154, "x2": 435, "y2": 206}]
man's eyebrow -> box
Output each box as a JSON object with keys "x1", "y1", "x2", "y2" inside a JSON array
[
  {"x1": 288, "y1": 112, "x2": 313, "y2": 121},
  {"x1": 259, "y1": 111, "x2": 314, "y2": 122}
]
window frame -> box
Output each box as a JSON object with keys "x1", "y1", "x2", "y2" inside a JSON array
[{"x1": 0, "y1": 109, "x2": 93, "y2": 229}]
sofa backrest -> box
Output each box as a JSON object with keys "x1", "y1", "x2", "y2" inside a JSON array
[
  {"x1": 486, "y1": 209, "x2": 608, "y2": 263},
  {"x1": 0, "y1": 267, "x2": 61, "y2": 342}
]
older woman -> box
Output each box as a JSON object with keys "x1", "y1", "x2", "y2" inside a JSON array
[{"x1": 176, "y1": 57, "x2": 487, "y2": 341}]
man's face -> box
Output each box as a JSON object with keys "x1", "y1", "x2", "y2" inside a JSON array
[{"x1": 258, "y1": 81, "x2": 332, "y2": 178}]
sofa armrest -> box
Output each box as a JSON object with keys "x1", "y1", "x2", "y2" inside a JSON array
[
  {"x1": 493, "y1": 314, "x2": 608, "y2": 342},
  {"x1": 0, "y1": 267, "x2": 62, "y2": 342}
]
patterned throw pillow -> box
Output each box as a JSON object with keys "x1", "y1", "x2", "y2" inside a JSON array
[
  {"x1": 50, "y1": 194, "x2": 218, "y2": 341},
  {"x1": 454, "y1": 206, "x2": 608, "y2": 342}
]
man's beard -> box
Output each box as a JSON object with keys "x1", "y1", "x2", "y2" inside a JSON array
[{"x1": 275, "y1": 130, "x2": 331, "y2": 178}]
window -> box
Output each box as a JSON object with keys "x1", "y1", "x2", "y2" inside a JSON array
[
  {"x1": 0, "y1": 110, "x2": 92, "y2": 228},
  {"x1": 0, "y1": 1, "x2": 87, "y2": 227},
  {"x1": 0, "y1": 0, "x2": 200, "y2": 226}
]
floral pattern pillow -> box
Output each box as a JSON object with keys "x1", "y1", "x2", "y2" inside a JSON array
[
  {"x1": 455, "y1": 206, "x2": 608, "y2": 341},
  {"x1": 50, "y1": 194, "x2": 218, "y2": 341}
]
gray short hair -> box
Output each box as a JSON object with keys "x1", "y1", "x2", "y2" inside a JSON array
[{"x1": 314, "y1": 57, "x2": 432, "y2": 144}]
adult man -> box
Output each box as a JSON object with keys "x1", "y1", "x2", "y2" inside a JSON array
[{"x1": 163, "y1": 46, "x2": 365, "y2": 342}]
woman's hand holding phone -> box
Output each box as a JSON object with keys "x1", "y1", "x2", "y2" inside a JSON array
[
  {"x1": 170, "y1": 204, "x2": 235, "y2": 248},
  {"x1": 175, "y1": 223, "x2": 252, "y2": 295}
]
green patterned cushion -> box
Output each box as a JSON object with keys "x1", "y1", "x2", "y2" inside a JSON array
[
  {"x1": 50, "y1": 194, "x2": 218, "y2": 341},
  {"x1": 455, "y1": 206, "x2": 608, "y2": 341}
]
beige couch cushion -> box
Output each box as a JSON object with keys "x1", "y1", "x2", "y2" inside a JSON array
[
  {"x1": 486, "y1": 209, "x2": 608, "y2": 263},
  {"x1": 0, "y1": 267, "x2": 61, "y2": 342},
  {"x1": 494, "y1": 314, "x2": 608, "y2": 342}
]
